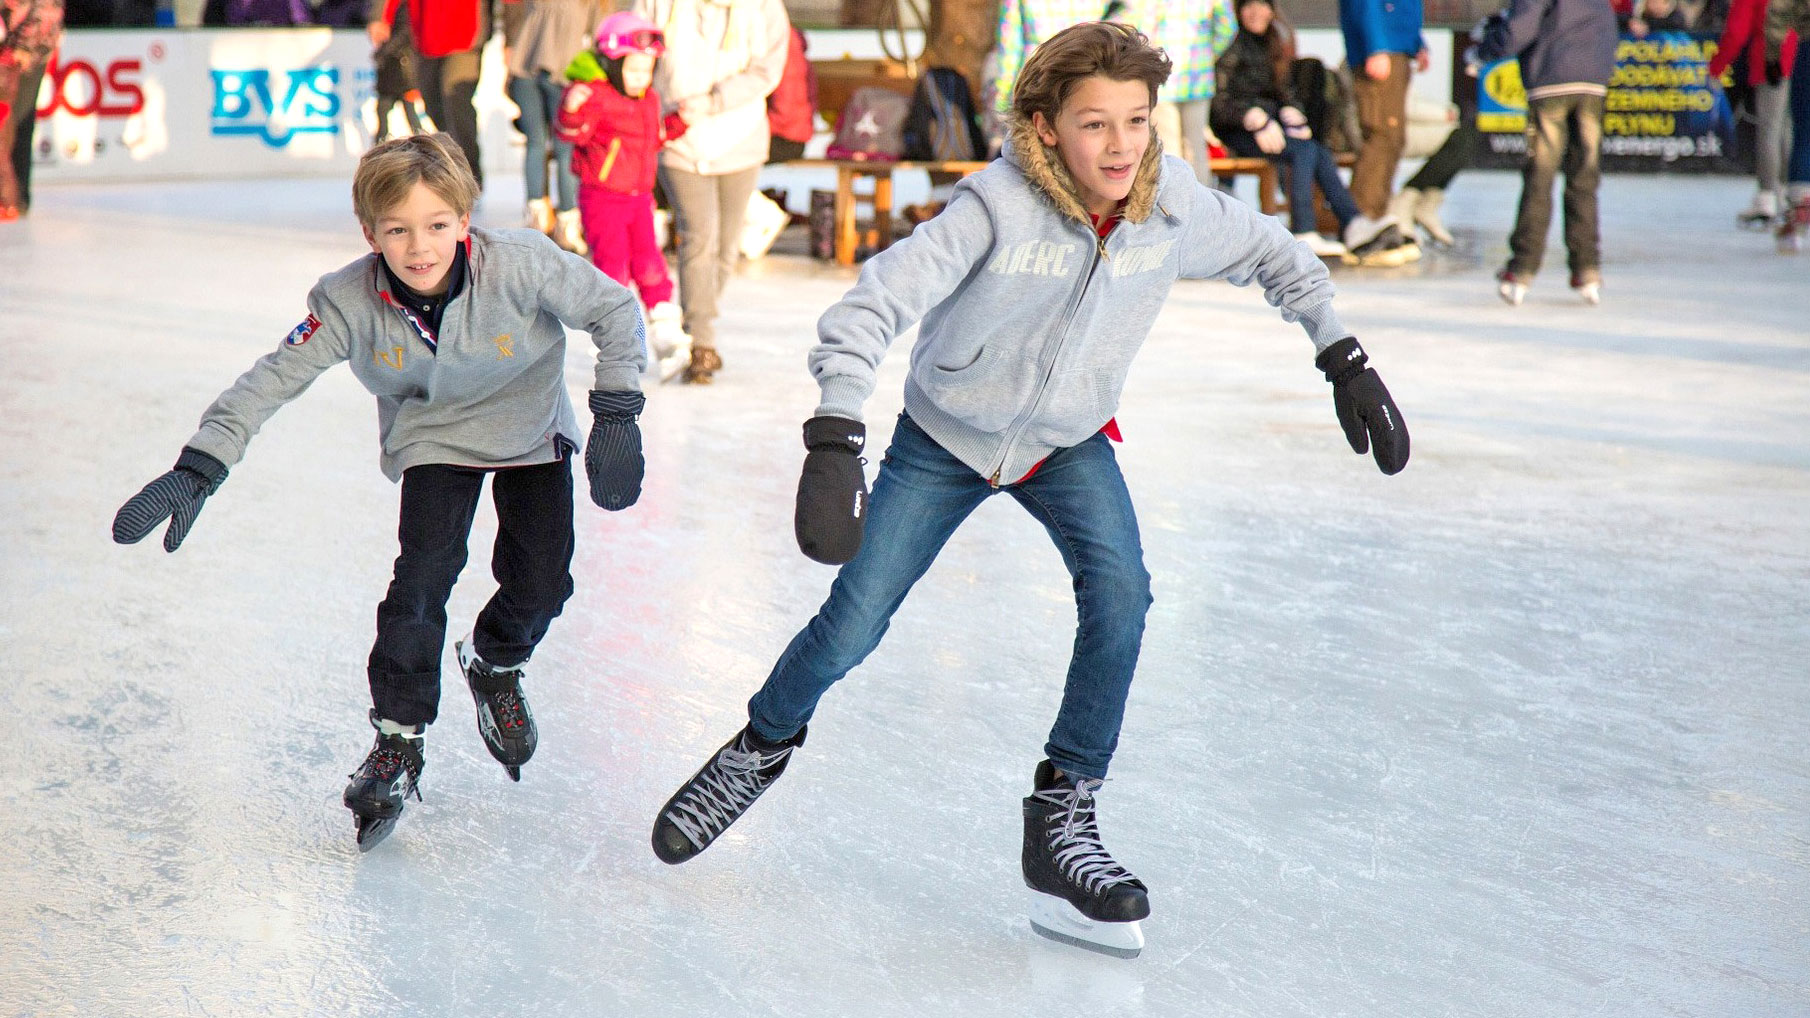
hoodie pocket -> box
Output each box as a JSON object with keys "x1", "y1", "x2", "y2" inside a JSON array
[
  {"x1": 913, "y1": 345, "x2": 1027, "y2": 434},
  {"x1": 1025, "y1": 368, "x2": 1122, "y2": 449}
]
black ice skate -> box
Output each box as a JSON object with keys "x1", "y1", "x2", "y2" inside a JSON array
[
  {"x1": 343, "y1": 710, "x2": 425, "y2": 852},
  {"x1": 651, "y1": 723, "x2": 806, "y2": 864},
  {"x1": 1022, "y1": 759, "x2": 1149, "y2": 959},
  {"x1": 457, "y1": 637, "x2": 537, "y2": 781}
]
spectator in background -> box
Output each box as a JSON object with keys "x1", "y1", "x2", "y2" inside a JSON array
[
  {"x1": 372, "y1": 5, "x2": 425, "y2": 143},
  {"x1": 1471, "y1": 0, "x2": 1619, "y2": 303},
  {"x1": 992, "y1": 0, "x2": 1110, "y2": 114},
  {"x1": 369, "y1": 0, "x2": 489, "y2": 188},
  {"x1": 1151, "y1": 0, "x2": 1239, "y2": 184},
  {"x1": 766, "y1": 22, "x2": 815, "y2": 163},
  {"x1": 634, "y1": 0, "x2": 789, "y2": 385},
  {"x1": 1337, "y1": 0, "x2": 1427, "y2": 259},
  {"x1": 0, "y1": 0, "x2": 62, "y2": 220},
  {"x1": 507, "y1": 0, "x2": 599, "y2": 254},
  {"x1": 1710, "y1": 0, "x2": 1797, "y2": 227},
  {"x1": 1764, "y1": 0, "x2": 1810, "y2": 245}
]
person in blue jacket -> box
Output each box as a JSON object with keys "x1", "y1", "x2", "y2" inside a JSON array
[{"x1": 1338, "y1": 0, "x2": 1428, "y2": 257}]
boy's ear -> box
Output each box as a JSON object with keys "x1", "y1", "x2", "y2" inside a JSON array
[
  {"x1": 1031, "y1": 111, "x2": 1058, "y2": 148},
  {"x1": 362, "y1": 223, "x2": 378, "y2": 252},
  {"x1": 457, "y1": 212, "x2": 471, "y2": 240}
]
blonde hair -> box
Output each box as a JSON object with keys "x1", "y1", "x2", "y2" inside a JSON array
[
  {"x1": 1010, "y1": 21, "x2": 1173, "y2": 126},
  {"x1": 352, "y1": 133, "x2": 480, "y2": 229}
]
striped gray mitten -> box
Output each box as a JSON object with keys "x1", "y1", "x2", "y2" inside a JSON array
[
  {"x1": 585, "y1": 390, "x2": 646, "y2": 511},
  {"x1": 112, "y1": 448, "x2": 229, "y2": 552}
]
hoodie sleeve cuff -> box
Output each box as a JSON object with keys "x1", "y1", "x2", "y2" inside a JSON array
[
  {"x1": 1296, "y1": 301, "x2": 1353, "y2": 353},
  {"x1": 813, "y1": 374, "x2": 870, "y2": 423}
]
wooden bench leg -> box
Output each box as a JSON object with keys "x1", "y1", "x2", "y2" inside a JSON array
[
  {"x1": 873, "y1": 172, "x2": 894, "y2": 253},
  {"x1": 1256, "y1": 163, "x2": 1280, "y2": 217},
  {"x1": 835, "y1": 167, "x2": 857, "y2": 268}
]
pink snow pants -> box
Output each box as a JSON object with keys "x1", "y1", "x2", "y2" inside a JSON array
[{"x1": 578, "y1": 187, "x2": 673, "y2": 307}]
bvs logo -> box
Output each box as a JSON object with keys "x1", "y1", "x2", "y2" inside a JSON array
[
  {"x1": 40, "y1": 54, "x2": 146, "y2": 118},
  {"x1": 211, "y1": 67, "x2": 340, "y2": 147}
]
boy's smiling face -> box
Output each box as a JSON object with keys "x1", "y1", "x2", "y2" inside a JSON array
[
  {"x1": 364, "y1": 180, "x2": 470, "y2": 296},
  {"x1": 1033, "y1": 75, "x2": 1152, "y2": 219}
]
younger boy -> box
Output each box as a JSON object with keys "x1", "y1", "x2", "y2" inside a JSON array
[
  {"x1": 647, "y1": 23, "x2": 1409, "y2": 958},
  {"x1": 112, "y1": 134, "x2": 651, "y2": 851}
]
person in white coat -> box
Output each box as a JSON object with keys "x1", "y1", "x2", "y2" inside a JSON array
[{"x1": 634, "y1": 0, "x2": 789, "y2": 384}]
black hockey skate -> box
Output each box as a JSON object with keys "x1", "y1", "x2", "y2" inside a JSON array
[
  {"x1": 651, "y1": 723, "x2": 806, "y2": 864},
  {"x1": 343, "y1": 710, "x2": 425, "y2": 852},
  {"x1": 1022, "y1": 759, "x2": 1149, "y2": 959},
  {"x1": 457, "y1": 637, "x2": 537, "y2": 781}
]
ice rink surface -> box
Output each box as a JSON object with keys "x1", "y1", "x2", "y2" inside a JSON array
[{"x1": 2, "y1": 167, "x2": 1807, "y2": 1018}]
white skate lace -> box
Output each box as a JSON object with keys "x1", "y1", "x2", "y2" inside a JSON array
[
  {"x1": 665, "y1": 737, "x2": 794, "y2": 851},
  {"x1": 1035, "y1": 779, "x2": 1139, "y2": 895}
]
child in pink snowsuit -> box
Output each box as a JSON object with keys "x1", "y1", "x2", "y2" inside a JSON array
[{"x1": 557, "y1": 13, "x2": 691, "y2": 379}]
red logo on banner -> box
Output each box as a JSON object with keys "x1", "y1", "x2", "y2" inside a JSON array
[{"x1": 39, "y1": 55, "x2": 146, "y2": 119}]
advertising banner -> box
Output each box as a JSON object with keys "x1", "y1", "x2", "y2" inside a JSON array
[
  {"x1": 1472, "y1": 31, "x2": 1743, "y2": 173},
  {"x1": 30, "y1": 28, "x2": 517, "y2": 183}
]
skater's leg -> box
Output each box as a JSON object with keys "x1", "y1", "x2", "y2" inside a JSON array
[
  {"x1": 1311, "y1": 140, "x2": 1362, "y2": 233},
  {"x1": 1560, "y1": 95, "x2": 1605, "y2": 282},
  {"x1": 1403, "y1": 112, "x2": 1477, "y2": 193},
  {"x1": 473, "y1": 456, "x2": 576, "y2": 667},
  {"x1": 1279, "y1": 137, "x2": 1319, "y2": 235},
  {"x1": 627, "y1": 197, "x2": 676, "y2": 307},
  {"x1": 1753, "y1": 80, "x2": 1790, "y2": 203},
  {"x1": 747, "y1": 414, "x2": 994, "y2": 741},
  {"x1": 581, "y1": 189, "x2": 635, "y2": 288},
  {"x1": 1507, "y1": 96, "x2": 1567, "y2": 279},
  {"x1": 1005, "y1": 433, "x2": 1151, "y2": 781},
  {"x1": 367, "y1": 464, "x2": 485, "y2": 727},
  {"x1": 507, "y1": 73, "x2": 551, "y2": 205}
]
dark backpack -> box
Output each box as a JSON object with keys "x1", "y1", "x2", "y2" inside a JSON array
[
  {"x1": 826, "y1": 87, "x2": 912, "y2": 162},
  {"x1": 902, "y1": 67, "x2": 986, "y2": 162}
]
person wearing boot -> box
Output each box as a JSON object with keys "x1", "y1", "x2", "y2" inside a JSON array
[
  {"x1": 1337, "y1": 0, "x2": 1428, "y2": 262},
  {"x1": 557, "y1": 12, "x2": 695, "y2": 382},
  {"x1": 507, "y1": 0, "x2": 598, "y2": 254},
  {"x1": 644, "y1": 23, "x2": 1409, "y2": 959},
  {"x1": 1472, "y1": 0, "x2": 1618, "y2": 303}
]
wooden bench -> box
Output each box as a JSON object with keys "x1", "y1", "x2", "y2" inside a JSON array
[
  {"x1": 787, "y1": 158, "x2": 992, "y2": 267},
  {"x1": 790, "y1": 150, "x2": 1359, "y2": 267}
]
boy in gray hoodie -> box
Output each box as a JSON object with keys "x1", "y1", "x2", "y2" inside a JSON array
[
  {"x1": 111, "y1": 134, "x2": 650, "y2": 851},
  {"x1": 646, "y1": 23, "x2": 1409, "y2": 957}
]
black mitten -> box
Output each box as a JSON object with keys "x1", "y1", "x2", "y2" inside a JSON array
[
  {"x1": 112, "y1": 448, "x2": 229, "y2": 552},
  {"x1": 586, "y1": 389, "x2": 646, "y2": 511},
  {"x1": 1315, "y1": 338, "x2": 1410, "y2": 475},
  {"x1": 794, "y1": 416, "x2": 867, "y2": 565}
]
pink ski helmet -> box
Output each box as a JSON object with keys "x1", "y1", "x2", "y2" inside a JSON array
[{"x1": 596, "y1": 12, "x2": 665, "y2": 60}]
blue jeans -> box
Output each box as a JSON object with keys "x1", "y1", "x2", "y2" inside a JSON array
[
  {"x1": 1226, "y1": 131, "x2": 1360, "y2": 235},
  {"x1": 508, "y1": 72, "x2": 577, "y2": 210},
  {"x1": 747, "y1": 414, "x2": 1153, "y2": 780}
]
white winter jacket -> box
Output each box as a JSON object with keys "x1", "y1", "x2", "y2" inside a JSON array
[{"x1": 634, "y1": 0, "x2": 789, "y2": 175}]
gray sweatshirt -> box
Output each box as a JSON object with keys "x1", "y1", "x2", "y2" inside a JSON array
[
  {"x1": 185, "y1": 227, "x2": 645, "y2": 481},
  {"x1": 810, "y1": 120, "x2": 1351, "y2": 485}
]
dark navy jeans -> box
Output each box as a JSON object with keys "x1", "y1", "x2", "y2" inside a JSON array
[
  {"x1": 747, "y1": 414, "x2": 1153, "y2": 780},
  {"x1": 367, "y1": 457, "x2": 575, "y2": 726}
]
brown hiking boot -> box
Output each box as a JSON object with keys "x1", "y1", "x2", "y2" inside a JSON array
[{"x1": 683, "y1": 346, "x2": 722, "y2": 384}]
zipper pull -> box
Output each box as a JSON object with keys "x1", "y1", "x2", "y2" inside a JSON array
[
  {"x1": 988, "y1": 469, "x2": 1001, "y2": 489},
  {"x1": 1096, "y1": 234, "x2": 1110, "y2": 261}
]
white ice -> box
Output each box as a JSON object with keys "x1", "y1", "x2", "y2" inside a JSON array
[{"x1": 1, "y1": 167, "x2": 1807, "y2": 1018}]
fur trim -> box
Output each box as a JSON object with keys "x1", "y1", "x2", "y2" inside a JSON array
[{"x1": 1004, "y1": 115, "x2": 1164, "y2": 225}]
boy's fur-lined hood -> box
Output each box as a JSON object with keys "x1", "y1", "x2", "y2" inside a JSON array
[{"x1": 1001, "y1": 115, "x2": 1165, "y2": 225}]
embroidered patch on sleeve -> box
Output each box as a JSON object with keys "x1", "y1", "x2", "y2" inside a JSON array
[{"x1": 286, "y1": 314, "x2": 322, "y2": 346}]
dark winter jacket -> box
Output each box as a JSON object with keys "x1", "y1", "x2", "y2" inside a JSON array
[
  {"x1": 1209, "y1": 29, "x2": 1293, "y2": 139},
  {"x1": 556, "y1": 51, "x2": 687, "y2": 195},
  {"x1": 1474, "y1": 0, "x2": 1618, "y2": 100},
  {"x1": 1338, "y1": 0, "x2": 1427, "y2": 62},
  {"x1": 1710, "y1": 0, "x2": 1797, "y2": 85}
]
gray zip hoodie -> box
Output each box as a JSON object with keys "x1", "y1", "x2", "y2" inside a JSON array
[
  {"x1": 185, "y1": 227, "x2": 645, "y2": 481},
  {"x1": 810, "y1": 120, "x2": 1351, "y2": 485}
]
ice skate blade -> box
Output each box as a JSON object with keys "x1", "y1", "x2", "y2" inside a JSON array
[
  {"x1": 355, "y1": 814, "x2": 399, "y2": 852},
  {"x1": 1026, "y1": 892, "x2": 1144, "y2": 959}
]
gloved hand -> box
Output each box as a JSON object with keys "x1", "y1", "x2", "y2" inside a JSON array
[
  {"x1": 1315, "y1": 338, "x2": 1410, "y2": 475},
  {"x1": 585, "y1": 389, "x2": 646, "y2": 511},
  {"x1": 112, "y1": 448, "x2": 229, "y2": 552},
  {"x1": 794, "y1": 416, "x2": 867, "y2": 565}
]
